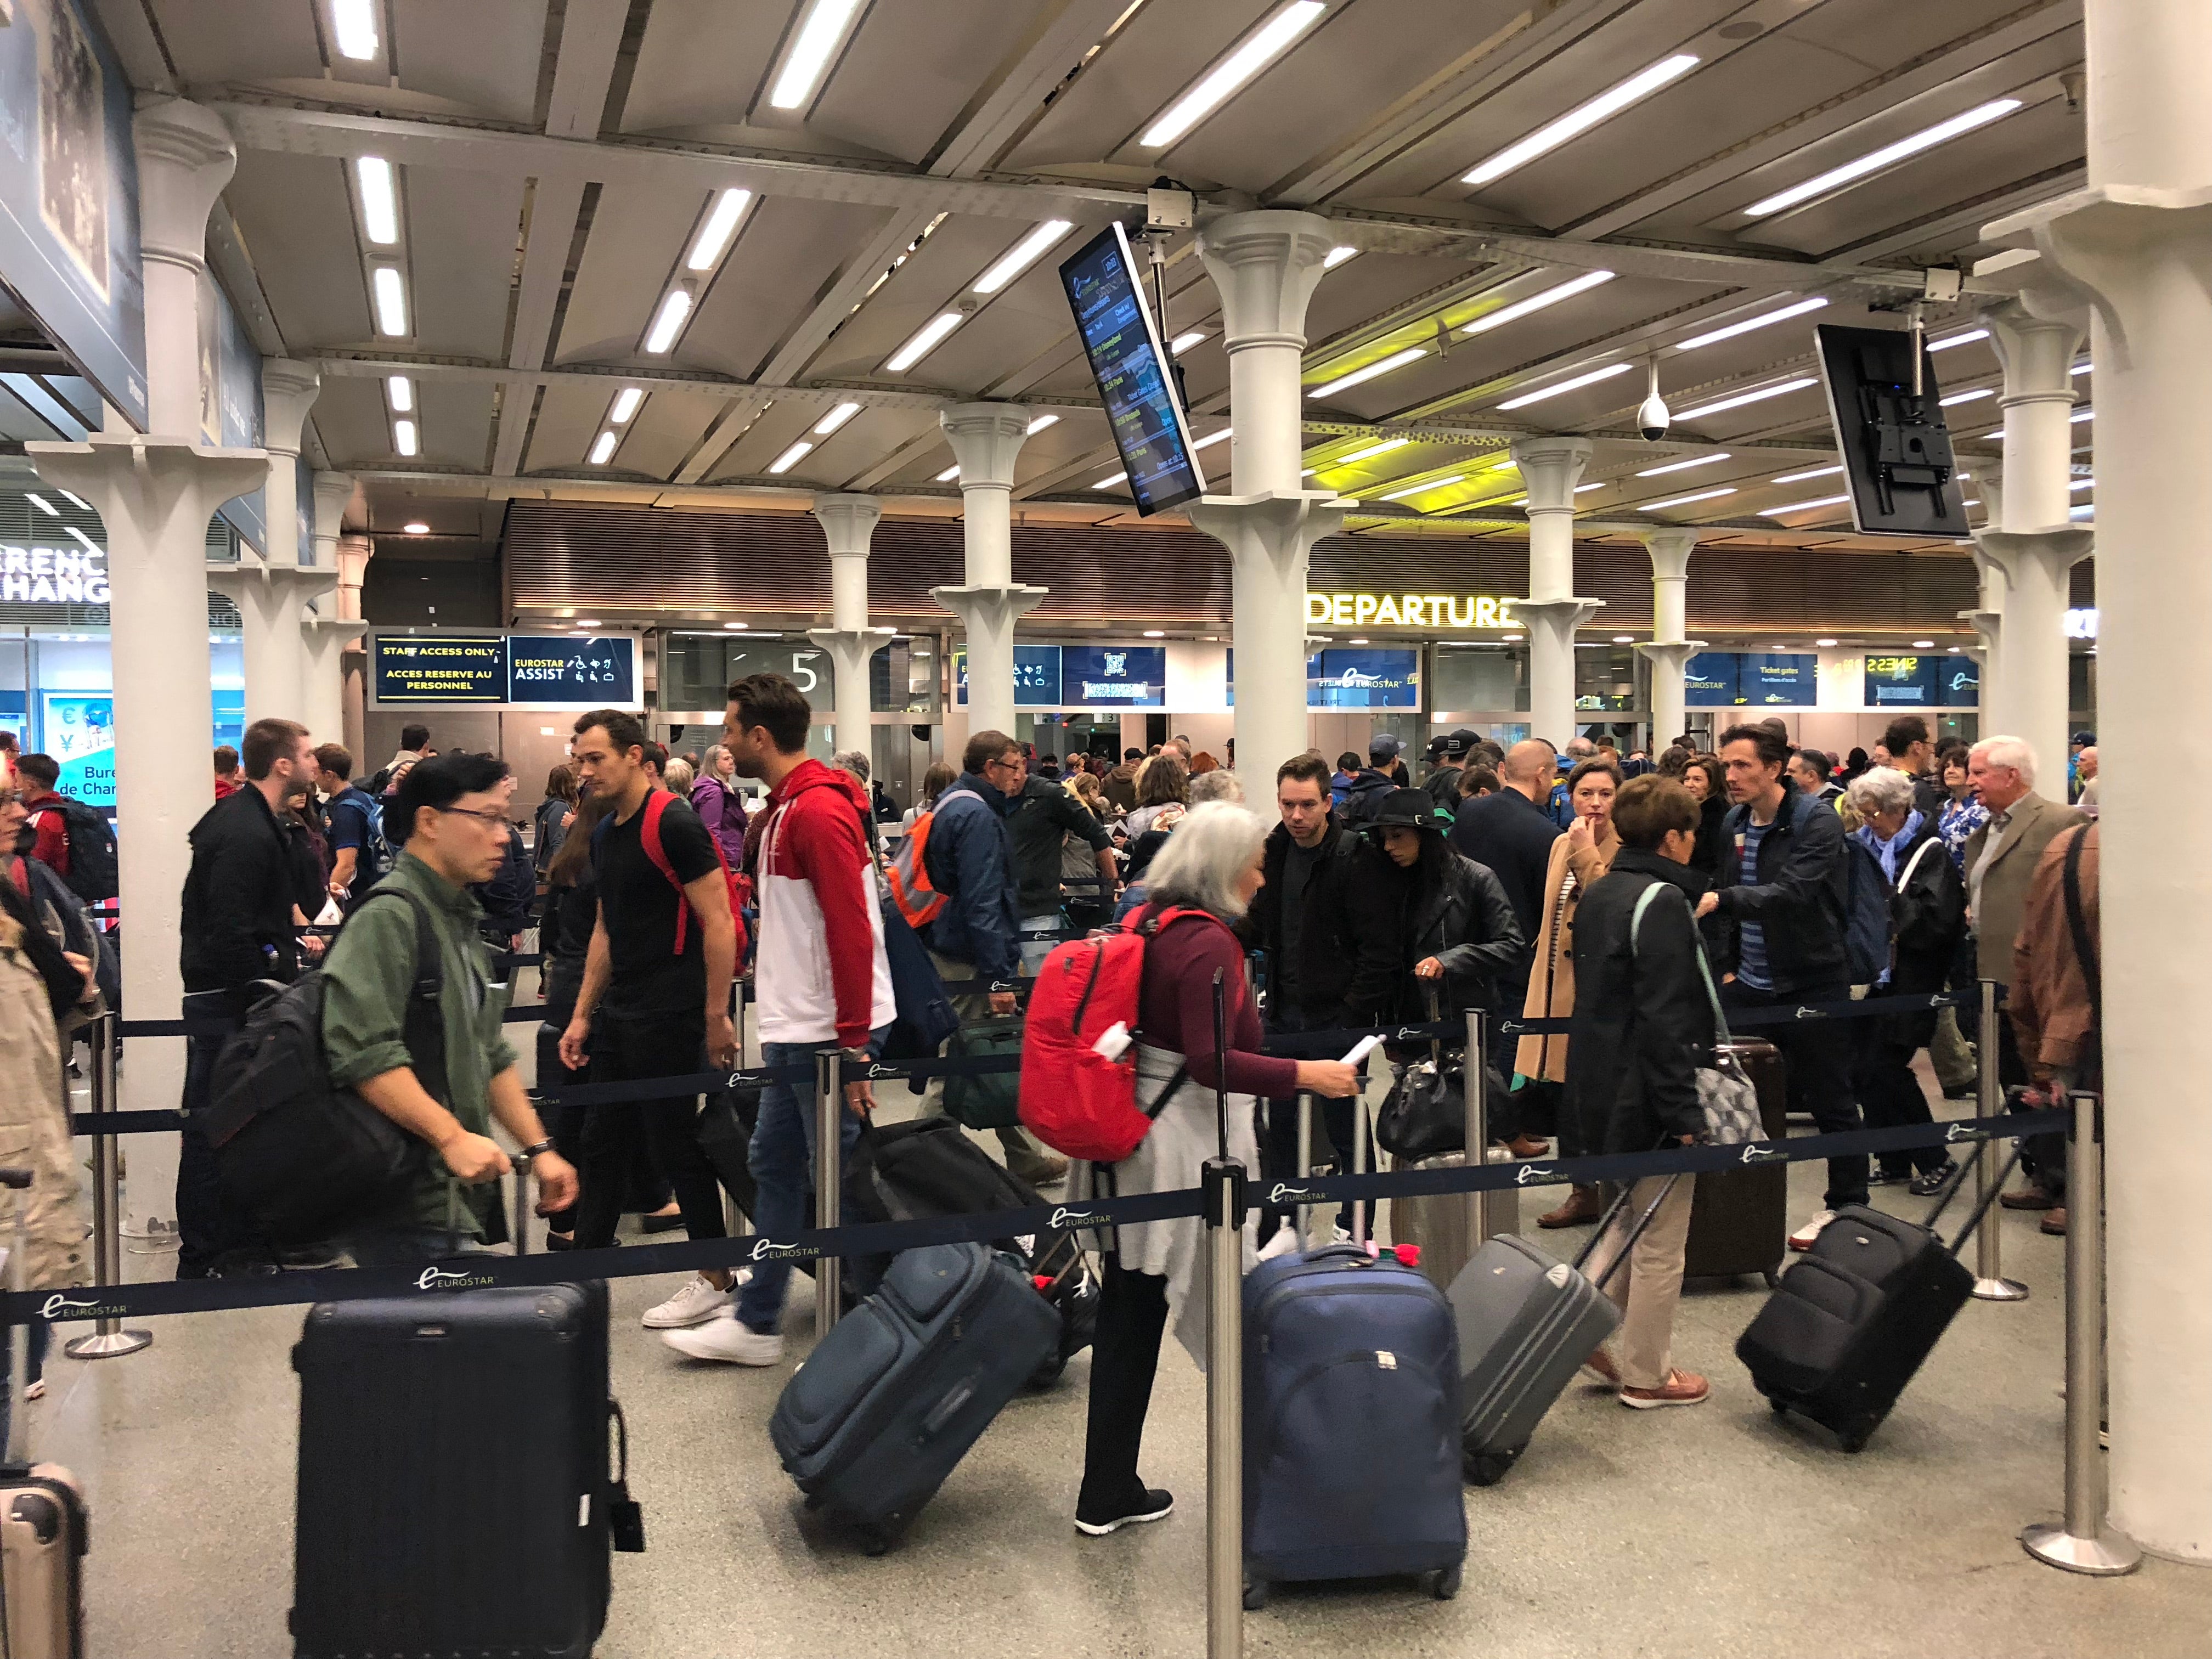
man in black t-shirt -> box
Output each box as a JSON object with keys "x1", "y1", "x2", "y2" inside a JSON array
[{"x1": 559, "y1": 708, "x2": 741, "y2": 1334}]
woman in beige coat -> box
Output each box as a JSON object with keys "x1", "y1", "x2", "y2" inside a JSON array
[{"x1": 1516, "y1": 757, "x2": 1621, "y2": 1228}]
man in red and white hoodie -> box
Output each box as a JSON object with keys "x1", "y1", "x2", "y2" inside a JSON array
[{"x1": 665, "y1": 672, "x2": 895, "y2": 1366}]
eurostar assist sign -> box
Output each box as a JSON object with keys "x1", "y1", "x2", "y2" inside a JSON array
[{"x1": 1306, "y1": 591, "x2": 1516, "y2": 629}]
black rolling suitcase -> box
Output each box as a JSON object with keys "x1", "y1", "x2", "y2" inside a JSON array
[
  {"x1": 1736, "y1": 1148, "x2": 2021, "y2": 1451},
  {"x1": 290, "y1": 1165, "x2": 644, "y2": 1657},
  {"x1": 1680, "y1": 1038, "x2": 1788, "y2": 1284}
]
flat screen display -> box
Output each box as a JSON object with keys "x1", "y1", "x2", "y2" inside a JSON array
[
  {"x1": 1059, "y1": 223, "x2": 1204, "y2": 517},
  {"x1": 1864, "y1": 654, "x2": 1939, "y2": 706},
  {"x1": 953, "y1": 644, "x2": 1064, "y2": 708},
  {"x1": 1742, "y1": 652, "x2": 1818, "y2": 706},
  {"x1": 506, "y1": 635, "x2": 637, "y2": 707},
  {"x1": 1307, "y1": 647, "x2": 1419, "y2": 709},
  {"x1": 373, "y1": 635, "x2": 506, "y2": 704},
  {"x1": 1938, "y1": 657, "x2": 1980, "y2": 707},
  {"x1": 1063, "y1": 645, "x2": 1166, "y2": 708},
  {"x1": 1684, "y1": 652, "x2": 1739, "y2": 707}
]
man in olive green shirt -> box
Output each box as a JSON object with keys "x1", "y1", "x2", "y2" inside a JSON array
[{"x1": 321, "y1": 752, "x2": 577, "y2": 1262}]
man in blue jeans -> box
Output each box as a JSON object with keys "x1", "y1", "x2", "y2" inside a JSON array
[{"x1": 664, "y1": 673, "x2": 896, "y2": 1365}]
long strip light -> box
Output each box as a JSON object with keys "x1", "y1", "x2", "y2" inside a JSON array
[
  {"x1": 1332, "y1": 437, "x2": 1409, "y2": 465},
  {"x1": 1141, "y1": 1, "x2": 1326, "y2": 149},
  {"x1": 1673, "y1": 375, "x2": 1817, "y2": 421},
  {"x1": 973, "y1": 221, "x2": 1073, "y2": 294},
  {"x1": 1758, "y1": 493, "x2": 1850, "y2": 516},
  {"x1": 65, "y1": 526, "x2": 98, "y2": 553},
  {"x1": 1673, "y1": 297, "x2": 1828, "y2": 352},
  {"x1": 588, "y1": 431, "x2": 618, "y2": 465},
  {"x1": 1307, "y1": 346, "x2": 1426, "y2": 400},
  {"x1": 1640, "y1": 487, "x2": 1735, "y2": 512},
  {"x1": 884, "y1": 312, "x2": 963, "y2": 373},
  {"x1": 1746, "y1": 98, "x2": 2024, "y2": 218},
  {"x1": 769, "y1": 0, "x2": 865, "y2": 110},
  {"x1": 644, "y1": 288, "x2": 693, "y2": 353},
  {"x1": 23, "y1": 493, "x2": 56, "y2": 517},
  {"x1": 1170, "y1": 330, "x2": 1208, "y2": 356},
  {"x1": 393, "y1": 419, "x2": 418, "y2": 456},
  {"x1": 768, "y1": 440, "x2": 814, "y2": 475},
  {"x1": 686, "y1": 190, "x2": 753, "y2": 270},
  {"x1": 2069, "y1": 477, "x2": 2095, "y2": 491},
  {"x1": 1938, "y1": 387, "x2": 1993, "y2": 407},
  {"x1": 1379, "y1": 474, "x2": 1465, "y2": 501},
  {"x1": 935, "y1": 465, "x2": 961, "y2": 482},
  {"x1": 1460, "y1": 269, "x2": 1614, "y2": 336},
  {"x1": 1322, "y1": 245, "x2": 1359, "y2": 270},
  {"x1": 370, "y1": 266, "x2": 409, "y2": 336},
  {"x1": 355, "y1": 156, "x2": 398, "y2": 245},
  {"x1": 331, "y1": 0, "x2": 379, "y2": 60},
  {"x1": 1496, "y1": 359, "x2": 1632, "y2": 410},
  {"x1": 1771, "y1": 463, "x2": 1844, "y2": 484},
  {"x1": 1093, "y1": 470, "x2": 1128, "y2": 489},
  {"x1": 812, "y1": 400, "x2": 861, "y2": 436},
  {"x1": 608, "y1": 387, "x2": 642, "y2": 424},
  {"x1": 1464, "y1": 53, "x2": 1699, "y2": 185},
  {"x1": 58, "y1": 491, "x2": 89, "y2": 511},
  {"x1": 1929, "y1": 329, "x2": 1988, "y2": 352},
  {"x1": 1025, "y1": 413, "x2": 1059, "y2": 435},
  {"x1": 386, "y1": 374, "x2": 413, "y2": 413},
  {"x1": 1635, "y1": 452, "x2": 1729, "y2": 478},
  {"x1": 1192, "y1": 427, "x2": 1233, "y2": 452}
]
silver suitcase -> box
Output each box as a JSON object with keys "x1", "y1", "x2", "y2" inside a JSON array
[{"x1": 1389, "y1": 1149, "x2": 1521, "y2": 1294}]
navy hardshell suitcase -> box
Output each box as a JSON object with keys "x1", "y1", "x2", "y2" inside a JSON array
[
  {"x1": 769, "y1": 1242, "x2": 1060, "y2": 1552},
  {"x1": 1240, "y1": 1243, "x2": 1466, "y2": 1609}
]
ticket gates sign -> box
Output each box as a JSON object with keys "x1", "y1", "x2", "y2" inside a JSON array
[{"x1": 1305, "y1": 591, "x2": 1516, "y2": 629}]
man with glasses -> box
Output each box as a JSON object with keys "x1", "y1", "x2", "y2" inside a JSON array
[
  {"x1": 319, "y1": 752, "x2": 578, "y2": 1263},
  {"x1": 916, "y1": 729, "x2": 1065, "y2": 1186}
]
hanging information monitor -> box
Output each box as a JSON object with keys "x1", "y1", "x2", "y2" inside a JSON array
[
  {"x1": 1815, "y1": 323, "x2": 1971, "y2": 538},
  {"x1": 1059, "y1": 223, "x2": 1205, "y2": 516}
]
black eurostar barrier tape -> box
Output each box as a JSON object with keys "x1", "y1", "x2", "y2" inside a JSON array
[
  {"x1": 67, "y1": 1109, "x2": 187, "y2": 1136},
  {"x1": 10, "y1": 1113, "x2": 2065, "y2": 1327},
  {"x1": 1494, "y1": 987, "x2": 1983, "y2": 1040}
]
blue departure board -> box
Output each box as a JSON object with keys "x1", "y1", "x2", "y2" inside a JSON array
[{"x1": 1059, "y1": 224, "x2": 1204, "y2": 516}]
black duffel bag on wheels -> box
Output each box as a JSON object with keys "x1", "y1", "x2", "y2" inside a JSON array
[{"x1": 200, "y1": 889, "x2": 442, "y2": 1245}]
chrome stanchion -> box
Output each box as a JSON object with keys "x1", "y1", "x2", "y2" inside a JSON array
[
  {"x1": 1294, "y1": 1090, "x2": 1314, "y2": 1251},
  {"x1": 1203, "y1": 1152, "x2": 1246, "y2": 1659},
  {"x1": 1465, "y1": 1010, "x2": 1512, "y2": 1244},
  {"x1": 1971, "y1": 980, "x2": 2028, "y2": 1301},
  {"x1": 2022, "y1": 1090, "x2": 2139, "y2": 1575},
  {"x1": 65, "y1": 1011, "x2": 150, "y2": 1360},
  {"x1": 1350, "y1": 1076, "x2": 1369, "y2": 1249},
  {"x1": 814, "y1": 1047, "x2": 842, "y2": 1336}
]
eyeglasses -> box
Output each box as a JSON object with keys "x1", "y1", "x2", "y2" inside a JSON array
[
  {"x1": 984, "y1": 754, "x2": 1025, "y2": 772},
  {"x1": 436, "y1": 805, "x2": 510, "y2": 827}
]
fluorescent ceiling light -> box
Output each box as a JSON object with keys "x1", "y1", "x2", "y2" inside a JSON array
[
  {"x1": 1464, "y1": 53, "x2": 1700, "y2": 185},
  {"x1": 1141, "y1": 1, "x2": 1327, "y2": 149},
  {"x1": 1635, "y1": 452, "x2": 1729, "y2": 478},
  {"x1": 2070, "y1": 503, "x2": 2093, "y2": 518},
  {"x1": 403, "y1": 521, "x2": 429, "y2": 534},
  {"x1": 1613, "y1": 635, "x2": 1634, "y2": 644},
  {"x1": 355, "y1": 156, "x2": 398, "y2": 245},
  {"x1": 813, "y1": 400, "x2": 861, "y2": 436},
  {"x1": 1758, "y1": 493, "x2": 1850, "y2": 516},
  {"x1": 1142, "y1": 630, "x2": 1166, "y2": 638},
  {"x1": 1961, "y1": 498, "x2": 1980, "y2": 507},
  {"x1": 608, "y1": 387, "x2": 642, "y2": 424},
  {"x1": 1929, "y1": 329, "x2": 1988, "y2": 352},
  {"x1": 1575, "y1": 481, "x2": 1604, "y2": 492},
  {"x1": 331, "y1": 0, "x2": 379, "y2": 60},
  {"x1": 1460, "y1": 269, "x2": 1615, "y2": 337},
  {"x1": 1308, "y1": 346, "x2": 1427, "y2": 399},
  {"x1": 1640, "y1": 487, "x2": 1735, "y2": 511},
  {"x1": 370, "y1": 266, "x2": 408, "y2": 336},
  {"x1": 1192, "y1": 427, "x2": 1233, "y2": 452},
  {"x1": 2072, "y1": 408, "x2": 2093, "y2": 422},
  {"x1": 1912, "y1": 640, "x2": 1936, "y2": 649},
  {"x1": 769, "y1": 0, "x2": 865, "y2": 110},
  {"x1": 385, "y1": 374, "x2": 413, "y2": 413},
  {"x1": 1496, "y1": 359, "x2": 1633, "y2": 410},
  {"x1": 1333, "y1": 437, "x2": 1410, "y2": 465},
  {"x1": 22, "y1": 493, "x2": 55, "y2": 517},
  {"x1": 1170, "y1": 330, "x2": 1208, "y2": 356},
  {"x1": 1323, "y1": 246, "x2": 1359, "y2": 270},
  {"x1": 724, "y1": 621, "x2": 748, "y2": 629},
  {"x1": 686, "y1": 189, "x2": 753, "y2": 271},
  {"x1": 884, "y1": 311, "x2": 963, "y2": 373},
  {"x1": 2069, "y1": 477, "x2": 2095, "y2": 491},
  {"x1": 767, "y1": 440, "x2": 814, "y2": 475},
  {"x1": 1379, "y1": 475, "x2": 1465, "y2": 501},
  {"x1": 1771, "y1": 464, "x2": 1843, "y2": 484},
  {"x1": 1025, "y1": 413, "x2": 1059, "y2": 435},
  {"x1": 644, "y1": 287, "x2": 693, "y2": 353},
  {"x1": 1938, "y1": 387, "x2": 1993, "y2": 407},
  {"x1": 588, "y1": 431, "x2": 618, "y2": 465},
  {"x1": 1093, "y1": 471, "x2": 1128, "y2": 489},
  {"x1": 935, "y1": 465, "x2": 961, "y2": 482},
  {"x1": 1746, "y1": 98, "x2": 2023, "y2": 218},
  {"x1": 1673, "y1": 375, "x2": 1817, "y2": 421},
  {"x1": 58, "y1": 492, "x2": 89, "y2": 511},
  {"x1": 65, "y1": 526, "x2": 98, "y2": 553},
  {"x1": 2072, "y1": 360, "x2": 2090, "y2": 377},
  {"x1": 973, "y1": 221, "x2": 1073, "y2": 295},
  {"x1": 1673, "y1": 297, "x2": 1828, "y2": 351},
  {"x1": 1816, "y1": 637, "x2": 1839, "y2": 647},
  {"x1": 393, "y1": 419, "x2": 417, "y2": 456}
]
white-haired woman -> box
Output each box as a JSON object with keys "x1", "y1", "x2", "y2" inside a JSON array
[
  {"x1": 1078, "y1": 802, "x2": 1356, "y2": 1538},
  {"x1": 691, "y1": 744, "x2": 747, "y2": 867}
]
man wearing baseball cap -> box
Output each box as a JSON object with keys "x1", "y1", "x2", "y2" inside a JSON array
[
  {"x1": 1424, "y1": 729, "x2": 1478, "y2": 812},
  {"x1": 1337, "y1": 735, "x2": 1404, "y2": 828}
]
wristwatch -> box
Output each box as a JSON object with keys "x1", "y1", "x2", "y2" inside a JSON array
[
  {"x1": 517, "y1": 1138, "x2": 555, "y2": 1160},
  {"x1": 837, "y1": 1046, "x2": 874, "y2": 1069}
]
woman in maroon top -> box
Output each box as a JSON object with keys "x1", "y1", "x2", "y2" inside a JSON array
[{"x1": 1077, "y1": 802, "x2": 1358, "y2": 1537}]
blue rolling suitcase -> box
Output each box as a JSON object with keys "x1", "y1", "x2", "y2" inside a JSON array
[
  {"x1": 769, "y1": 1242, "x2": 1060, "y2": 1553},
  {"x1": 1240, "y1": 1243, "x2": 1467, "y2": 1609}
]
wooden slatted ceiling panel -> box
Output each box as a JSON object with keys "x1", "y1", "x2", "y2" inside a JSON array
[{"x1": 500, "y1": 503, "x2": 1980, "y2": 631}]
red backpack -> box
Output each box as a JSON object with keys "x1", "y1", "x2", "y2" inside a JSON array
[
  {"x1": 1018, "y1": 906, "x2": 1228, "y2": 1163},
  {"x1": 596, "y1": 791, "x2": 751, "y2": 961}
]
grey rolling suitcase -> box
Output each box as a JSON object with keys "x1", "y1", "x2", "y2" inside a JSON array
[
  {"x1": 1448, "y1": 1178, "x2": 1681, "y2": 1486},
  {"x1": 0, "y1": 1167, "x2": 88, "y2": 1659},
  {"x1": 1390, "y1": 1149, "x2": 1520, "y2": 1294}
]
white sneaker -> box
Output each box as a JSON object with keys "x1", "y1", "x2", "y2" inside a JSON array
[
  {"x1": 1788, "y1": 1210, "x2": 1839, "y2": 1251},
  {"x1": 1258, "y1": 1226, "x2": 1301, "y2": 1263},
  {"x1": 642, "y1": 1273, "x2": 732, "y2": 1329},
  {"x1": 663, "y1": 1313, "x2": 785, "y2": 1366}
]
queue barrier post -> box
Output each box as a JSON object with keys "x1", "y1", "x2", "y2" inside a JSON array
[
  {"x1": 1971, "y1": 979, "x2": 2029, "y2": 1302},
  {"x1": 1464, "y1": 1010, "x2": 1513, "y2": 1245},
  {"x1": 815, "y1": 1048, "x2": 842, "y2": 1337},
  {"x1": 2021, "y1": 1091, "x2": 2140, "y2": 1575},
  {"x1": 65, "y1": 1011, "x2": 151, "y2": 1361},
  {"x1": 1294, "y1": 1091, "x2": 1315, "y2": 1251},
  {"x1": 1202, "y1": 1153, "x2": 1246, "y2": 1659}
]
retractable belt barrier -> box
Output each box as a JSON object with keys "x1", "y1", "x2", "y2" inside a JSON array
[{"x1": 12, "y1": 1110, "x2": 2066, "y2": 1329}]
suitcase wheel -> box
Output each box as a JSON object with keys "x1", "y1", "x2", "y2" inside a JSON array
[
  {"x1": 1837, "y1": 1430, "x2": 1870, "y2": 1455},
  {"x1": 1763, "y1": 1269, "x2": 1781, "y2": 1290},
  {"x1": 860, "y1": 1523, "x2": 896, "y2": 1557},
  {"x1": 1464, "y1": 1448, "x2": 1519, "y2": 1488},
  {"x1": 1768, "y1": 1397, "x2": 1788, "y2": 1417},
  {"x1": 1425, "y1": 1564, "x2": 1462, "y2": 1601},
  {"x1": 1242, "y1": 1575, "x2": 1270, "y2": 1611}
]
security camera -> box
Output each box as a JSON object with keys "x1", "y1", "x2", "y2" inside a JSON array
[{"x1": 1638, "y1": 359, "x2": 1668, "y2": 441}]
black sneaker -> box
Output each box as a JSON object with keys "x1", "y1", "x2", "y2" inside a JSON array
[
  {"x1": 1907, "y1": 1161, "x2": 1960, "y2": 1198},
  {"x1": 1075, "y1": 1487, "x2": 1175, "y2": 1536},
  {"x1": 1867, "y1": 1167, "x2": 1916, "y2": 1187}
]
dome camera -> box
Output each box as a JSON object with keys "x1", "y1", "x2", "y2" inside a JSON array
[{"x1": 1637, "y1": 357, "x2": 1668, "y2": 441}]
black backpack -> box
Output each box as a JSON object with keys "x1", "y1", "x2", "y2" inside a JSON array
[
  {"x1": 47, "y1": 797, "x2": 117, "y2": 904},
  {"x1": 202, "y1": 887, "x2": 447, "y2": 1246}
]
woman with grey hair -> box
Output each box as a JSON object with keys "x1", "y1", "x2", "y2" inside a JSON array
[
  {"x1": 1846, "y1": 763, "x2": 1967, "y2": 1193},
  {"x1": 691, "y1": 743, "x2": 747, "y2": 867},
  {"x1": 1187, "y1": 769, "x2": 1243, "y2": 806},
  {"x1": 1077, "y1": 802, "x2": 1357, "y2": 1538}
]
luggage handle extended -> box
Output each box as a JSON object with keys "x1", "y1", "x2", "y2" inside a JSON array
[
  {"x1": 1943, "y1": 1139, "x2": 2028, "y2": 1261},
  {"x1": 1209, "y1": 967, "x2": 1231, "y2": 1164},
  {"x1": 1567, "y1": 1139, "x2": 1685, "y2": 1295},
  {"x1": 1425, "y1": 985, "x2": 1443, "y2": 1070}
]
